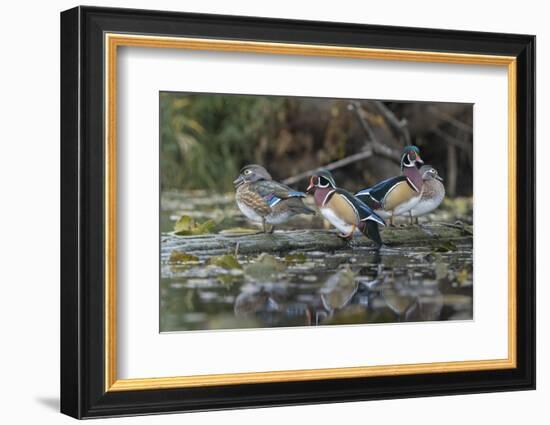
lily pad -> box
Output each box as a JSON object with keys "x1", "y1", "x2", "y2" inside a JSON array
[
  {"x1": 206, "y1": 254, "x2": 242, "y2": 270},
  {"x1": 168, "y1": 251, "x2": 199, "y2": 264},
  {"x1": 174, "y1": 215, "x2": 215, "y2": 236}
]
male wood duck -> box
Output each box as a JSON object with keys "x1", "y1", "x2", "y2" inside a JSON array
[
  {"x1": 355, "y1": 145, "x2": 425, "y2": 226},
  {"x1": 405, "y1": 165, "x2": 445, "y2": 224},
  {"x1": 234, "y1": 164, "x2": 314, "y2": 233},
  {"x1": 306, "y1": 169, "x2": 385, "y2": 247}
]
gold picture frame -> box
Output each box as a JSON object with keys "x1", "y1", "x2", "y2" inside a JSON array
[{"x1": 104, "y1": 33, "x2": 517, "y2": 392}]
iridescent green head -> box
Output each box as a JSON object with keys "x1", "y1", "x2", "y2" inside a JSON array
[
  {"x1": 306, "y1": 169, "x2": 337, "y2": 192},
  {"x1": 401, "y1": 145, "x2": 424, "y2": 170}
]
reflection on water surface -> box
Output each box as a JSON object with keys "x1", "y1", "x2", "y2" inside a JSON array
[{"x1": 160, "y1": 191, "x2": 473, "y2": 332}]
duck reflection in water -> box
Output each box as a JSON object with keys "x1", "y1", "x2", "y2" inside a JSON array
[{"x1": 231, "y1": 250, "x2": 462, "y2": 327}]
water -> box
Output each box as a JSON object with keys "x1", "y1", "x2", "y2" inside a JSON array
[{"x1": 160, "y1": 191, "x2": 473, "y2": 332}]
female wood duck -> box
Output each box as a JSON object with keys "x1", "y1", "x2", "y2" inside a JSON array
[
  {"x1": 234, "y1": 164, "x2": 314, "y2": 233},
  {"x1": 405, "y1": 165, "x2": 445, "y2": 224},
  {"x1": 306, "y1": 169, "x2": 385, "y2": 247},
  {"x1": 355, "y1": 145, "x2": 425, "y2": 226}
]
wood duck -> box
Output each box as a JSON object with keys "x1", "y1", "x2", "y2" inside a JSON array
[
  {"x1": 306, "y1": 169, "x2": 385, "y2": 248},
  {"x1": 234, "y1": 164, "x2": 315, "y2": 233},
  {"x1": 355, "y1": 145, "x2": 425, "y2": 226},
  {"x1": 405, "y1": 165, "x2": 445, "y2": 224}
]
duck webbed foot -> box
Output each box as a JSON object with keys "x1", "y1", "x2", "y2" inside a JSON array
[
  {"x1": 408, "y1": 212, "x2": 420, "y2": 226},
  {"x1": 261, "y1": 218, "x2": 275, "y2": 234}
]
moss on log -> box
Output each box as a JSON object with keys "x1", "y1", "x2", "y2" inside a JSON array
[{"x1": 161, "y1": 223, "x2": 472, "y2": 259}]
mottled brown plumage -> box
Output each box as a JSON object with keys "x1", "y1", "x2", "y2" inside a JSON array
[
  {"x1": 236, "y1": 185, "x2": 271, "y2": 217},
  {"x1": 234, "y1": 164, "x2": 314, "y2": 232}
]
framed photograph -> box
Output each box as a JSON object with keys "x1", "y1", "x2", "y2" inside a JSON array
[{"x1": 60, "y1": 6, "x2": 535, "y2": 419}]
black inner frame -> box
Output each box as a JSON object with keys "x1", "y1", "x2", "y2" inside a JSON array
[{"x1": 60, "y1": 6, "x2": 535, "y2": 419}]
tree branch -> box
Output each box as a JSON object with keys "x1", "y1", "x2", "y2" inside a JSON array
[
  {"x1": 428, "y1": 106, "x2": 473, "y2": 134},
  {"x1": 349, "y1": 102, "x2": 401, "y2": 163},
  {"x1": 281, "y1": 102, "x2": 402, "y2": 186},
  {"x1": 431, "y1": 127, "x2": 472, "y2": 161},
  {"x1": 371, "y1": 100, "x2": 411, "y2": 146},
  {"x1": 282, "y1": 148, "x2": 374, "y2": 186}
]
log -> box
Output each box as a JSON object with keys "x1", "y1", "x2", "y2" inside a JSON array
[{"x1": 161, "y1": 223, "x2": 473, "y2": 259}]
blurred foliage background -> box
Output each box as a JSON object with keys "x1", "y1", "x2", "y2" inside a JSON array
[{"x1": 160, "y1": 92, "x2": 473, "y2": 196}]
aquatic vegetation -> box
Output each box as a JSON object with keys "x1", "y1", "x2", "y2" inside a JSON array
[
  {"x1": 168, "y1": 251, "x2": 199, "y2": 264},
  {"x1": 206, "y1": 254, "x2": 242, "y2": 270},
  {"x1": 160, "y1": 190, "x2": 473, "y2": 332},
  {"x1": 174, "y1": 215, "x2": 216, "y2": 236}
]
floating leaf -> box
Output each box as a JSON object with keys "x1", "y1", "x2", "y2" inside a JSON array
[
  {"x1": 196, "y1": 220, "x2": 216, "y2": 233},
  {"x1": 174, "y1": 215, "x2": 193, "y2": 233},
  {"x1": 284, "y1": 253, "x2": 307, "y2": 264},
  {"x1": 206, "y1": 254, "x2": 242, "y2": 270},
  {"x1": 174, "y1": 215, "x2": 215, "y2": 235},
  {"x1": 433, "y1": 240, "x2": 457, "y2": 252},
  {"x1": 169, "y1": 251, "x2": 199, "y2": 264}
]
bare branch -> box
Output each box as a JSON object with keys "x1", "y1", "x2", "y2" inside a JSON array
[
  {"x1": 282, "y1": 101, "x2": 402, "y2": 186},
  {"x1": 348, "y1": 101, "x2": 378, "y2": 144},
  {"x1": 371, "y1": 101, "x2": 411, "y2": 146},
  {"x1": 349, "y1": 102, "x2": 401, "y2": 163},
  {"x1": 282, "y1": 148, "x2": 374, "y2": 186},
  {"x1": 428, "y1": 106, "x2": 473, "y2": 134},
  {"x1": 431, "y1": 127, "x2": 472, "y2": 161}
]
